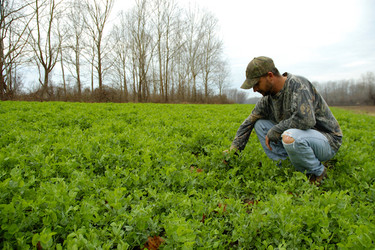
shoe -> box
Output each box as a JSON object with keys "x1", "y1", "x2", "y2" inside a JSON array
[{"x1": 309, "y1": 167, "x2": 327, "y2": 185}]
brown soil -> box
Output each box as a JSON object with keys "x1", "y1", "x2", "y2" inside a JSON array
[
  {"x1": 143, "y1": 236, "x2": 164, "y2": 250},
  {"x1": 335, "y1": 106, "x2": 375, "y2": 116}
]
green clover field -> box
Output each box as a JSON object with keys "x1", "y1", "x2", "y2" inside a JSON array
[{"x1": 1, "y1": 101, "x2": 374, "y2": 249}]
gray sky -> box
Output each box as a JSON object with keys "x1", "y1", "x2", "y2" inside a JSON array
[{"x1": 190, "y1": 0, "x2": 375, "y2": 97}]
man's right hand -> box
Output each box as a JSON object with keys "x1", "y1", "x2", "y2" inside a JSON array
[{"x1": 223, "y1": 147, "x2": 239, "y2": 165}]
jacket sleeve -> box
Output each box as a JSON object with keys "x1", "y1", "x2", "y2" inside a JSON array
[
  {"x1": 231, "y1": 99, "x2": 270, "y2": 151},
  {"x1": 267, "y1": 81, "x2": 316, "y2": 142}
]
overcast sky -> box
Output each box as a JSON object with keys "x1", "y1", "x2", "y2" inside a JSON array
[
  {"x1": 188, "y1": 0, "x2": 375, "y2": 95},
  {"x1": 114, "y1": 0, "x2": 375, "y2": 97}
]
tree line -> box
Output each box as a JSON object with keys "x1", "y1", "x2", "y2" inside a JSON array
[
  {"x1": 1, "y1": 0, "x2": 238, "y2": 103},
  {"x1": 1, "y1": 0, "x2": 374, "y2": 105},
  {"x1": 314, "y1": 72, "x2": 375, "y2": 106}
]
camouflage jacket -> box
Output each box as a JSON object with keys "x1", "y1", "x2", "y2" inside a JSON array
[{"x1": 231, "y1": 73, "x2": 343, "y2": 152}]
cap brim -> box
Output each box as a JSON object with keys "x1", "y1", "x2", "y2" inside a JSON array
[{"x1": 240, "y1": 78, "x2": 258, "y2": 89}]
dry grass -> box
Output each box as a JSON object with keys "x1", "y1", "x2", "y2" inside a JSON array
[{"x1": 335, "y1": 106, "x2": 375, "y2": 116}]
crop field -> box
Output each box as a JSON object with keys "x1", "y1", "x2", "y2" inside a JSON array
[{"x1": 1, "y1": 101, "x2": 375, "y2": 249}]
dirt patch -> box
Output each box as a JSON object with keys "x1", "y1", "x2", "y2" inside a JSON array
[{"x1": 335, "y1": 106, "x2": 375, "y2": 116}]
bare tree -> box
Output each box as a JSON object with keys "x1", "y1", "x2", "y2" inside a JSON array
[
  {"x1": 0, "y1": 0, "x2": 33, "y2": 99},
  {"x1": 109, "y1": 11, "x2": 130, "y2": 101},
  {"x1": 86, "y1": 39, "x2": 96, "y2": 92},
  {"x1": 56, "y1": 13, "x2": 69, "y2": 98},
  {"x1": 29, "y1": 0, "x2": 63, "y2": 99},
  {"x1": 64, "y1": 0, "x2": 86, "y2": 98},
  {"x1": 172, "y1": 15, "x2": 188, "y2": 101},
  {"x1": 214, "y1": 59, "x2": 230, "y2": 97},
  {"x1": 184, "y1": 5, "x2": 205, "y2": 101},
  {"x1": 153, "y1": 0, "x2": 180, "y2": 102},
  {"x1": 126, "y1": 0, "x2": 156, "y2": 102},
  {"x1": 83, "y1": 0, "x2": 114, "y2": 93},
  {"x1": 200, "y1": 10, "x2": 224, "y2": 102}
]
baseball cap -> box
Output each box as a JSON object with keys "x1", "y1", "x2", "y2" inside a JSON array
[{"x1": 240, "y1": 56, "x2": 275, "y2": 89}]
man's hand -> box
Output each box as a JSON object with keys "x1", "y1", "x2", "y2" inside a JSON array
[
  {"x1": 265, "y1": 135, "x2": 272, "y2": 151},
  {"x1": 223, "y1": 147, "x2": 238, "y2": 156},
  {"x1": 223, "y1": 147, "x2": 239, "y2": 165},
  {"x1": 266, "y1": 130, "x2": 281, "y2": 151}
]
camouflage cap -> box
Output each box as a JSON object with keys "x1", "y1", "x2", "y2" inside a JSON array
[{"x1": 241, "y1": 56, "x2": 275, "y2": 89}]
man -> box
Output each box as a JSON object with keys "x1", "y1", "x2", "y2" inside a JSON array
[{"x1": 230, "y1": 56, "x2": 342, "y2": 184}]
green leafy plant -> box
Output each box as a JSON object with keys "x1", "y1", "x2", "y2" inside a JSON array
[{"x1": 0, "y1": 102, "x2": 374, "y2": 248}]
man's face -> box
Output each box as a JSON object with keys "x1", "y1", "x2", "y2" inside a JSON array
[{"x1": 253, "y1": 75, "x2": 273, "y2": 96}]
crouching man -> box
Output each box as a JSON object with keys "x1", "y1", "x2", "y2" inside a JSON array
[{"x1": 229, "y1": 56, "x2": 342, "y2": 185}]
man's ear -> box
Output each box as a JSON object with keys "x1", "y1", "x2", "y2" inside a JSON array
[{"x1": 266, "y1": 72, "x2": 274, "y2": 81}]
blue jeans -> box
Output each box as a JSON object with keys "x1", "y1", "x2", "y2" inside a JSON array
[{"x1": 254, "y1": 119, "x2": 336, "y2": 176}]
